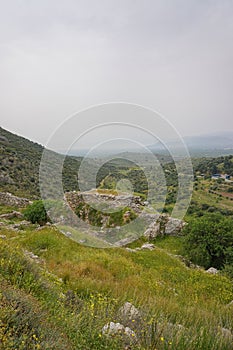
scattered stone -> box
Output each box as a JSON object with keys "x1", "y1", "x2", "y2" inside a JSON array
[
  {"x1": 9, "y1": 220, "x2": 30, "y2": 230},
  {"x1": 65, "y1": 231, "x2": 72, "y2": 237},
  {"x1": 25, "y1": 251, "x2": 39, "y2": 260},
  {"x1": 125, "y1": 248, "x2": 136, "y2": 253},
  {"x1": 102, "y1": 322, "x2": 137, "y2": 343},
  {"x1": 141, "y1": 243, "x2": 155, "y2": 251},
  {"x1": 0, "y1": 234, "x2": 7, "y2": 239},
  {"x1": 206, "y1": 267, "x2": 218, "y2": 274},
  {"x1": 119, "y1": 302, "x2": 141, "y2": 322},
  {"x1": 24, "y1": 250, "x2": 43, "y2": 264}
]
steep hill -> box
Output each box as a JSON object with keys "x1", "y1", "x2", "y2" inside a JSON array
[{"x1": 0, "y1": 127, "x2": 82, "y2": 198}]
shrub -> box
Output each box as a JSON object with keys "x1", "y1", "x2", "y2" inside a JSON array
[
  {"x1": 183, "y1": 213, "x2": 233, "y2": 270},
  {"x1": 23, "y1": 200, "x2": 48, "y2": 225}
]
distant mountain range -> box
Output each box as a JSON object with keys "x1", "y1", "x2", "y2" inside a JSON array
[{"x1": 149, "y1": 132, "x2": 233, "y2": 156}]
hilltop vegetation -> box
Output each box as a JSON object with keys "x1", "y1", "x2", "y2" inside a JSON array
[{"x1": 0, "y1": 127, "x2": 81, "y2": 198}]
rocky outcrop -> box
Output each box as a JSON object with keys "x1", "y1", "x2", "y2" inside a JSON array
[
  {"x1": 0, "y1": 192, "x2": 30, "y2": 207},
  {"x1": 0, "y1": 211, "x2": 23, "y2": 219},
  {"x1": 65, "y1": 191, "x2": 143, "y2": 214},
  {"x1": 144, "y1": 214, "x2": 185, "y2": 239}
]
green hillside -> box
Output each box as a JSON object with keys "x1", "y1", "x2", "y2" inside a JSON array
[
  {"x1": 0, "y1": 127, "x2": 233, "y2": 349},
  {"x1": 0, "y1": 212, "x2": 232, "y2": 350},
  {"x1": 0, "y1": 127, "x2": 82, "y2": 198}
]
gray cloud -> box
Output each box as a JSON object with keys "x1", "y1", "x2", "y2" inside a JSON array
[{"x1": 0, "y1": 0, "x2": 233, "y2": 145}]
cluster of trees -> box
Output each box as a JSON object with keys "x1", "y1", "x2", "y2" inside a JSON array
[
  {"x1": 193, "y1": 155, "x2": 233, "y2": 177},
  {"x1": 184, "y1": 213, "x2": 233, "y2": 277}
]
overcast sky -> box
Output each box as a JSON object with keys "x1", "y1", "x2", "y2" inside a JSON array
[{"x1": 1, "y1": 0, "x2": 233, "y2": 146}]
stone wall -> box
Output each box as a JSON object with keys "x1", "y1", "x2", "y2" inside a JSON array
[{"x1": 0, "y1": 192, "x2": 30, "y2": 207}]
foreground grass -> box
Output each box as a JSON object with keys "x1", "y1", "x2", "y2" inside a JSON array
[{"x1": 0, "y1": 225, "x2": 232, "y2": 349}]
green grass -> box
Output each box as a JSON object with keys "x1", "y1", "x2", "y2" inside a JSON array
[
  {"x1": 0, "y1": 224, "x2": 232, "y2": 349},
  {"x1": 192, "y1": 179, "x2": 233, "y2": 212}
]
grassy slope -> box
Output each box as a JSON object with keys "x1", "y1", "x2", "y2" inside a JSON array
[{"x1": 0, "y1": 220, "x2": 232, "y2": 349}]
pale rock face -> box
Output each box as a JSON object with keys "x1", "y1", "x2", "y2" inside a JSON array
[
  {"x1": 140, "y1": 243, "x2": 155, "y2": 251},
  {"x1": 102, "y1": 321, "x2": 124, "y2": 335},
  {"x1": 102, "y1": 321, "x2": 137, "y2": 342},
  {"x1": 206, "y1": 267, "x2": 218, "y2": 274},
  {"x1": 144, "y1": 214, "x2": 185, "y2": 239},
  {"x1": 119, "y1": 302, "x2": 141, "y2": 321},
  {"x1": 144, "y1": 222, "x2": 160, "y2": 239},
  {"x1": 165, "y1": 217, "x2": 185, "y2": 235}
]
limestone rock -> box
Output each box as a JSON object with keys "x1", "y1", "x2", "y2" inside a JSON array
[
  {"x1": 141, "y1": 243, "x2": 155, "y2": 251},
  {"x1": 102, "y1": 322, "x2": 137, "y2": 343},
  {"x1": 206, "y1": 267, "x2": 218, "y2": 274},
  {"x1": 144, "y1": 222, "x2": 160, "y2": 239},
  {"x1": 118, "y1": 302, "x2": 144, "y2": 332},
  {"x1": 144, "y1": 214, "x2": 185, "y2": 239},
  {"x1": 119, "y1": 302, "x2": 141, "y2": 321},
  {"x1": 165, "y1": 217, "x2": 186, "y2": 235}
]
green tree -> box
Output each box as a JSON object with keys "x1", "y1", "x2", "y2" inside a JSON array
[
  {"x1": 23, "y1": 200, "x2": 48, "y2": 225},
  {"x1": 184, "y1": 213, "x2": 233, "y2": 270}
]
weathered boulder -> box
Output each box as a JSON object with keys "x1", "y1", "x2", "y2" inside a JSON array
[
  {"x1": 206, "y1": 267, "x2": 218, "y2": 274},
  {"x1": 118, "y1": 302, "x2": 144, "y2": 332},
  {"x1": 165, "y1": 217, "x2": 186, "y2": 235},
  {"x1": 119, "y1": 302, "x2": 141, "y2": 321},
  {"x1": 102, "y1": 322, "x2": 137, "y2": 344},
  {"x1": 141, "y1": 243, "x2": 155, "y2": 251}
]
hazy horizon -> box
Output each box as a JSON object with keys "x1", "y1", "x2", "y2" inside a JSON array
[{"x1": 1, "y1": 1, "x2": 233, "y2": 147}]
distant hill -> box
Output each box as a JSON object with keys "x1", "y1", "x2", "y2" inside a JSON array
[
  {"x1": 149, "y1": 132, "x2": 233, "y2": 157},
  {"x1": 184, "y1": 132, "x2": 233, "y2": 150},
  {"x1": 0, "y1": 127, "x2": 81, "y2": 198}
]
